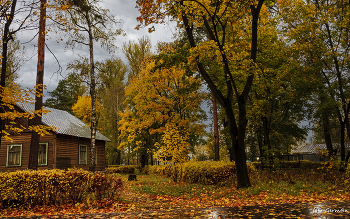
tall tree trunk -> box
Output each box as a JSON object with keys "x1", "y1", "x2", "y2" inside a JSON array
[
  {"x1": 262, "y1": 116, "x2": 273, "y2": 168},
  {"x1": 340, "y1": 122, "x2": 345, "y2": 161},
  {"x1": 29, "y1": 0, "x2": 46, "y2": 170},
  {"x1": 322, "y1": 111, "x2": 333, "y2": 157},
  {"x1": 213, "y1": 96, "x2": 220, "y2": 161},
  {"x1": 180, "y1": 0, "x2": 263, "y2": 188},
  {"x1": 223, "y1": 119, "x2": 235, "y2": 161},
  {"x1": 87, "y1": 13, "x2": 97, "y2": 172},
  {"x1": 325, "y1": 23, "x2": 350, "y2": 162},
  {"x1": 256, "y1": 126, "x2": 265, "y2": 169},
  {"x1": 0, "y1": 0, "x2": 17, "y2": 149}
]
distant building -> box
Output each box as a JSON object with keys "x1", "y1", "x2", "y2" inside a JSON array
[{"x1": 291, "y1": 143, "x2": 350, "y2": 162}]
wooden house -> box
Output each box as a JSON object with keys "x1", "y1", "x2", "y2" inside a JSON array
[
  {"x1": 292, "y1": 143, "x2": 350, "y2": 161},
  {"x1": 0, "y1": 103, "x2": 110, "y2": 171}
]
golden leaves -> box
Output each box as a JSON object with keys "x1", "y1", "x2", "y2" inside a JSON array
[
  {"x1": 0, "y1": 83, "x2": 53, "y2": 141},
  {"x1": 119, "y1": 56, "x2": 206, "y2": 163},
  {"x1": 72, "y1": 95, "x2": 102, "y2": 125}
]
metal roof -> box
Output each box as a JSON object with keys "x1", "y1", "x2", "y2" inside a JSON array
[
  {"x1": 292, "y1": 142, "x2": 350, "y2": 154},
  {"x1": 17, "y1": 102, "x2": 110, "y2": 141}
]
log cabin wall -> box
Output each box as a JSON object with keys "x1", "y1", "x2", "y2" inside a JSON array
[
  {"x1": 0, "y1": 133, "x2": 106, "y2": 172},
  {"x1": 0, "y1": 131, "x2": 56, "y2": 172},
  {"x1": 55, "y1": 134, "x2": 106, "y2": 171}
]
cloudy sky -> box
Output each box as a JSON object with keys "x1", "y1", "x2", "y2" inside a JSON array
[{"x1": 15, "y1": 0, "x2": 177, "y2": 99}]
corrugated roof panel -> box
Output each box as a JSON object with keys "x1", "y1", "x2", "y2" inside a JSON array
[
  {"x1": 292, "y1": 143, "x2": 350, "y2": 154},
  {"x1": 17, "y1": 102, "x2": 110, "y2": 141}
]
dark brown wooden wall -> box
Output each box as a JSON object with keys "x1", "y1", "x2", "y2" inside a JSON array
[
  {"x1": 0, "y1": 132, "x2": 55, "y2": 171},
  {"x1": 0, "y1": 132, "x2": 106, "y2": 172},
  {"x1": 56, "y1": 134, "x2": 106, "y2": 171}
]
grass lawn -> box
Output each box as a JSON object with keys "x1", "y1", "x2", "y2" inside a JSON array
[
  {"x1": 120, "y1": 169, "x2": 349, "y2": 211},
  {"x1": 1, "y1": 168, "x2": 349, "y2": 217}
]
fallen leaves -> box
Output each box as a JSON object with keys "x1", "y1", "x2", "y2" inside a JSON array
[{"x1": 2, "y1": 169, "x2": 350, "y2": 218}]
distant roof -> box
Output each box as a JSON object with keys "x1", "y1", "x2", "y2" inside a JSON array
[
  {"x1": 17, "y1": 102, "x2": 110, "y2": 142},
  {"x1": 292, "y1": 142, "x2": 350, "y2": 154}
]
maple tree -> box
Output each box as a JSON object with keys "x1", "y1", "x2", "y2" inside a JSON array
[
  {"x1": 136, "y1": 0, "x2": 268, "y2": 188},
  {"x1": 0, "y1": 84, "x2": 52, "y2": 142},
  {"x1": 72, "y1": 95, "x2": 102, "y2": 125},
  {"x1": 119, "y1": 41, "x2": 207, "y2": 167}
]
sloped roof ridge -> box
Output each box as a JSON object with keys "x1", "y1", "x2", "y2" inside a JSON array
[
  {"x1": 292, "y1": 142, "x2": 350, "y2": 154},
  {"x1": 17, "y1": 102, "x2": 110, "y2": 141}
]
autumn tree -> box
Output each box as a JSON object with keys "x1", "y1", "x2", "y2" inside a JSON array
[
  {"x1": 242, "y1": 9, "x2": 309, "y2": 167},
  {"x1": 136, "y1": 0, "x2": 267, "y2": 188},
  {"x1": 279, "y1": 0, "x2": 350, "y2": 161},
  {"x1": 60, "y1": 0, "x2": 121, "y2": 171},
  {"x1": 119, "y1": 41, "x2": 207, "y2": 167},
  {"x1": 0, "y1": 0, "x2": 33, "y2": 148},
  {"x1": 0, "y1": 39, "x2": 25, "y2": 86},
  {"x1": 97, "y1": 58, "x2": 127, "y2": 165},
  {"x1": 123, "y1": 36, "x2": 152, "y2": 84},
  {"x1": 44, "y1": 74, "x2": 86, "y2": 113},
  {"x1": 72, "y1": 95, "x2": 102, "y2": 124}
]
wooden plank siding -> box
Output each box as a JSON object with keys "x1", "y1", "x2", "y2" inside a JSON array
[
  {"x1": 56, "y1": 134, "x2": 106, "y2": 171},
  {"x1": 0, "y1": 132, "x2": 105, "y2": 172}
]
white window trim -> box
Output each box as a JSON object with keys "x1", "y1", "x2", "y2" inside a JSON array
[
  {"x1": 38, "y1": 142, "x2": 48, "y2": 166},
  {"x1": 79, "y1": 145, "x2": 87, "y2": 165},
  {"x1": 6, "y1": 144, "x2": 22, "y2": 167}
]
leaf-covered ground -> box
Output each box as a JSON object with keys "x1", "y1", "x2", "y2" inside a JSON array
[{"x1": 2, "y1": 169, "x2": 350, "y2": 218}]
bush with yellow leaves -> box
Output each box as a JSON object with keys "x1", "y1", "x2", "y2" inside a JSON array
[{"x1": 0, "y1": 168, "x2": 122, "y2": 209}]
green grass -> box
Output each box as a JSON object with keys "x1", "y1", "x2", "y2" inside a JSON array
[
  {"x1": 122, "y1": 174, "x2": 216, "y2": 197},
  {"x1": 117, "y1": 173, "x2": 219, "y2": 197},
  {"x1": 85, "y1": 167, "x2": 350, "y2": 213}
]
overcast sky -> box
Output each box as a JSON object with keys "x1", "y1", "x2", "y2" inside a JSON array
[{"x1": 15, "y1": 0, "x2": 177, "y2": 99}]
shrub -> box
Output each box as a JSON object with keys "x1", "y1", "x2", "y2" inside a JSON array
[
  {"x1": 147, "y1": 165, "x2": 166, "y2": 175},
  {"x1": 106, "y1": 165, "x2": 135, "y2": 174},
  {"x1": 0, "y1": 169, "x2": 123, "y2": 209},
  {"x1": 147, "y1": 161, "x2": 256, "y2": 185},
  {"x1": 299, "y1": 160, "x2": 324, "y2": 170},
  {"x1": 251, "y1": 160, "x2": 326, "y2": 170}
]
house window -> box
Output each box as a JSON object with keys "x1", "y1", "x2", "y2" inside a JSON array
[
  {"x1": 79, "y1": 145, "x2": 87, "y2": 164},
  {"x1": 38, "y1": 143, "x2": 48, "y2": 166},
  {"x1": 7, "y1": 144, "x2": 22, "y2": 167}
]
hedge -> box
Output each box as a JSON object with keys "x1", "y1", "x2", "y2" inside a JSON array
[
  {"x1": 146, "y1": 160, "x2": 350, "y2": 185},
  {"x1": 251, "y1": 160, "x2": 345, "y2": 170},
  {"x1": 106, "y1": 165, "x2": 135, "y2": 174},
  {"x1": 147, "y1": 161, "x2": 256, "y2": 185},
  {"x1": 0, "y1": 169, "x2": 122, "y2": 209}
]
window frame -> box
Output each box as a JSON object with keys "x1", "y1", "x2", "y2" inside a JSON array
[
  {"x1": 79, "y1": 144, "x2": 87, "y2": 165},
  {"x1": 6, "y1": 144, "x2": 22, "y2": 167},
  {"x1": 38, "y1": 142, "x2": 48, "y2": 166}
]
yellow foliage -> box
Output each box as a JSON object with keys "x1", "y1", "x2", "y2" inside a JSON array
[
  {"x1": 72, "y1": 95, "x2": 102, "y2": 125},
  {"x1": 155, "y1": 123, "x2": 190, "y2": 164},
  {"x1": 0, "y1": 83, "x2": 53, "y2": 141},
  {"x1": 118, "y1": 55, "x2": 207, "y2": 163}
]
